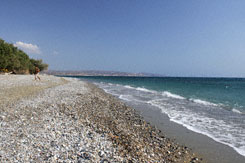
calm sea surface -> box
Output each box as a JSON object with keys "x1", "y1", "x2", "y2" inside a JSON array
[{"x1": 66, "y1": 76, "x2": 245, "y2": 157}]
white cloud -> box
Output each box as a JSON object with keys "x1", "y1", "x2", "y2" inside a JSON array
[{"x1": 14, "y1": 41, "x2": 41, "y2": 54}]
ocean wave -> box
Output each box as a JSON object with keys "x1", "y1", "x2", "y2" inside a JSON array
[
  {"x1": 119, "y1": 95, "x2": 132, "y2": 101},
  {"x1": 162, "y1": 91, "x2": 185, "y2": 100},
  {"x1": 123, "y1": 85, "x2": 157, "y2": 93},
  {"x1": 98, "y1": 82, "x2": 245, "y2": 157},
  {"x1": 124, "y1": 85, "x2": 134, "y2": 89},
  {"x1": 119, "y1": 95, "x2": 145, "y2": 103},
  {"x1": 232, "y1": 108, "x2": 242, "y2": 114},
  {"x1": 101, "y1": 83, "x2": 224, "y2": 108},
  {"x1": 136, "y1": 87, "x2": 156, "y2": 93},
  {"x1": 96, "y1": 81, "x2": 245, "y2": 157},
  {"x1": 148, "y1": 100, "x2": 245, "y2": 157},
  {"x1": 169, "y1": 116, "x2": 245, "y2": 157},
  {"x1": 189, "y1": 98, "x2": 218, "y2": 106}
]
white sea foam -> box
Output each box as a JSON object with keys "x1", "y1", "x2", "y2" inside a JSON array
[
  {"x1": 190, "y1": 98, "x2": 218, "y2": 106},
  {"x1": 97, "y1": 82, "x2": 245, "y2": 157},
  {"x1": 169, "y1": 117, "x2": 245, "y2": 157},
  {"x1": 148, "y1": 100, "x2": 245, "y2": 157},
  {"x1": 162, "y1": 91, "x2": 185, "y2": 100},
  {"x1": 103, "y1": 89, "x2": 120, "y2": 96},
  {"x1": 232, "y1": 108, "x2": 242, "y2": 114},
  {"x1": 124, "y1": 85, "x2": 134, "y2": 89},
  {"x1": 119, "y1": 95, "x2": 145, "y2": 103},
  {"x1": 119, "y1": 95, "x2": 132, "y2": 101},
  {"x1": 123, "y1": 85, "x2": 156, "y2": 93},
  {"x1": 136, "y1": 87, "x2": 156, "y2": 93}
]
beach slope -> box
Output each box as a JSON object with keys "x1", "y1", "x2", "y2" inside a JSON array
[{"x1": 0, "y1": 75, "x2": 201, "y2": 162}]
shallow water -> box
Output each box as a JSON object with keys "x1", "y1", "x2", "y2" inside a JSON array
[{"x1": 67, "y1": 76, "x2": 245, "y2": 157}]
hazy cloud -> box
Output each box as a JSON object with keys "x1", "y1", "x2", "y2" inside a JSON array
[{"x1": 14, "y1": 41, "x2": 41, "y2": 54}]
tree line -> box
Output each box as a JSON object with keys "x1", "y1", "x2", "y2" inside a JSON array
[{"x1": 0, "y1": 38, "x2": 48, "y2": 74}]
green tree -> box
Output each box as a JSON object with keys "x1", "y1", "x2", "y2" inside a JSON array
[{"x1": 0, "y1": 38, "x2": 48, "y2": 74}]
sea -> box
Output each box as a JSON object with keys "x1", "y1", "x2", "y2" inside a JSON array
[{"x1": 67, "y1": 76, "x2": 245, "y2": 157}]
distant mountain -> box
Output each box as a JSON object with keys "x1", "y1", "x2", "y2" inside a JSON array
[{"x1": 43, "y1": 70, "x2": 164, "y2": 77}]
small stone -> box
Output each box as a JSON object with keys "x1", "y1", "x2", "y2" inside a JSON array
[
  {"x1": 100, "y1": 159, "x2": 110, "y2": 163},
  {"x1": 98, "y1": 151, "x2": 105, "y2": 157}
]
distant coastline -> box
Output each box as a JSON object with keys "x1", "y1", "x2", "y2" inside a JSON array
[
  {"x1": 43, "y1": 70, "x2": 164, "y2": 77},
  {"x1": 43, "y1": 70, "x2": 245, "y2": 79}
]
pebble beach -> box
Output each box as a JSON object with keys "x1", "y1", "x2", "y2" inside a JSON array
[{"x1": 0, "y1": 75, "x2": 202, "y2": 162}]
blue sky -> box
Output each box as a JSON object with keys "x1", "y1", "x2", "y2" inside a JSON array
[{"x1": 0, "y1": 0, "x2": 244, "y2": 77}]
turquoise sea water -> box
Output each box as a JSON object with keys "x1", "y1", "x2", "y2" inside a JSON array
[
  {"x1": 74, "y1": 76, "x2": 245, "y2": 111},
  {"x1": 66, "y1": 76, "x2": 245, "y2": 157}
]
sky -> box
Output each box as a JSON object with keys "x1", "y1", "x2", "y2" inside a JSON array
[{"x1": 0, "y1": 0, "x2": 245, "y2": 77}]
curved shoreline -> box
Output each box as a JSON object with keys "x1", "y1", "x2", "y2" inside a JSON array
[
  {"x1": 126, "y1": 102, "x2": 245, "y2": 163},
  {"x1": 84, "y1": 82, "x2": 203, "y2": 162},
  {"x1": 84, "y1": 77, "x2": 245, "y2": 162},
  {"x1": 0, "y1": 75, "x2": 201, "y2": 162}
]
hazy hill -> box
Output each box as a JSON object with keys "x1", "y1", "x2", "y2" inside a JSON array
[{"x1": 44, "y1": 70, "x2": 163, "y2": 77}]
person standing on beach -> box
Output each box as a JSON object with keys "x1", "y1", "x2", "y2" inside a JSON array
[{"x1": 34, "y1": 66, "x2": 41, "y2": 81}]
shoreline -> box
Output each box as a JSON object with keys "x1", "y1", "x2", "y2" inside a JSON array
[
  {"x1": 125, "y1": 102, "x2": 245, "y2": 163},
  {"x1": 80, "y1": 76, "x2": 245, "y2": 162},
  {"x1": 0, "y1": 75, "x2": 201, "y2": 162},
  {"x1": 78, "y1": 82, "x2": 203, "y2": 162},
  {"x1": 82, "y1": 78, "x2": 245, "y2": 163}
]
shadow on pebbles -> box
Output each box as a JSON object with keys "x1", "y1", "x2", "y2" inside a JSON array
[{"x1": 0, "y1": 77, "x2": 203, "y2": 162}]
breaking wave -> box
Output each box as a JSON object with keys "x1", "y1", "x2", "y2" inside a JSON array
[{"x1": 95, "y1": 82, "x2": 245, "y2": 157}]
